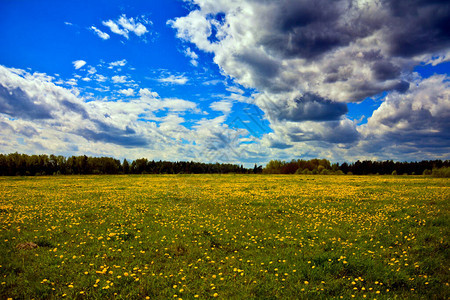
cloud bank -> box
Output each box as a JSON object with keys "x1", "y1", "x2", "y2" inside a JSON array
[
  {"x1": 0, "y1": 65, "x2": 254, "y2": 163},
  {"x1": 168, "y1": 0, "x2": 450, "y2": 160}
]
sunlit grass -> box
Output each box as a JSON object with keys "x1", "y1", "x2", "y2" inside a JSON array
[{"x1": 0, "y1": 175, "x2": 448, "y2": 299}]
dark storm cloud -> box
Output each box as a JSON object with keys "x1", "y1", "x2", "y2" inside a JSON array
[
  {"x1": 384, "y1": 0, "x2": 450, "y2": 57},
  {"x1": 61, "y1": 99, "x2": 89, "y2": 119},
  {"x1": 77, "y1": 128, "x2": 148, "y2": 147},
  {"x1": 372, "y1": 61, "x2": 401, "y2": 81},
  {"x1": 0, "y1": 84, "x2": 53, "y2": 119},
  {"x1": 265, "y1": 93, "x2": 348, "y2": 122},
  {"x1": 269, "y1": 141, "x2": 293, "y2": 149},
  {"x1": 284, "y1": 119, "x2": 360, "y2": 144},
  {"x1": 264, "y1": 0, "x2": 450, "y2": 60},
  {"x1": 262, "y1": 0, "x2": 382, "y2": 59}
]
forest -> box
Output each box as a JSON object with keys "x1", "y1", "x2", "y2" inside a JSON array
[{"x1": 0, "y1": 153, "x2": 448, "y2": 176}]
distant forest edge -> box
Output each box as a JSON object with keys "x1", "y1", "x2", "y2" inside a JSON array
[{"x1": 0, "y1": 153, "x2": 449, "y2": 177}]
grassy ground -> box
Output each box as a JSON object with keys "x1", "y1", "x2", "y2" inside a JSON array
[{"x1": 0, "y1": 174, "x2": 448, "y2": 299}]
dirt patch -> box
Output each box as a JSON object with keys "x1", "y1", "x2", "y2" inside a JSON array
[{"x1": 16, "y1": 242, "x2": 38, "y2": 250}]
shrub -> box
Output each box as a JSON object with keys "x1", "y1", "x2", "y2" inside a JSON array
[
  {"x1": 423, "y1": 169, "x2": 432, "y2": 176},
  {"x1": 431, "y1": 167, "x2": 450, "y2": 178}
]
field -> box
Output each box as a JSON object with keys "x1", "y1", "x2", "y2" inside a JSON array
[{"x1": 0, "y1": 175, "x2": 448, "y2": 299}]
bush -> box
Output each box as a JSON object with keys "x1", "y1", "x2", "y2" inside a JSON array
[
  {"x1": 294, "y1": 168, "x2": 303, "y2": 174},
  {"x1": 392, "y1": 170, "x2": 397, "y2": 175},
  {"x1": 423, "y1": 169, "x2": 432, "y2": 176},
  {"x1": 431, "y1": 167, "x2": 450, "y2": 178}
]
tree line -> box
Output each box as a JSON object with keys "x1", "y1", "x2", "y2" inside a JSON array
[
  {"x1": 0, "y1": 153, "x2": 261, "y2": 176},
  {"x1": 0, "y1": 153, "x2": 448, "y2": 176},
  {"x1": 263, "y1": 159, "x2": 450, "y2": 176}
]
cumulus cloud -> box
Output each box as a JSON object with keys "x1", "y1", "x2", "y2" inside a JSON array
[
  {"x1": 184, "y1": 47, "x2": 199, "y2": 66},
  {"x1": 157, "y1": 74, "x2": 188, "y2": 85},
  {"x1": 0, "y1": 65, "x2": 151, "y2": 149},
  {"x1": 0, "y1": 64, "x2": 267, "y2": 163},
  {"x1": 109, "y1": 59, "x2": 127, "y2": 68},
  {"x1": 359, "y1": 75, "x2": 450, "y2": 156},
  {"x1": 102, "y1": 15, "x2": 149, "y2": 39},
  {"x1": 169, "y1": 0, "x2": 450, "y2": 159},
  {"x1": 118, "y1": 88, "x2": 134, "y2": 97},
  {"x1": 210, "y1": 100, "x2": 233, "y2": 115},
  {"x1": 90, "y1": 26, "x2": 110, "y2": 40},
  {"x1": 2, "y1": 65, "x2": 256, "y2": 162},
  {"x1": 72, "y1": 60, "x2": 86, "y2": 70},
  {"x1": 111, "y1": 75, "x2": 127, "y2": 83}
]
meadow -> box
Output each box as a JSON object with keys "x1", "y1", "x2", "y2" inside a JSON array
[{"x1": 0, "y1": 174, "x2": 448, "y2": 299}]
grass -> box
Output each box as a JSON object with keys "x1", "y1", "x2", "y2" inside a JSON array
[{"x1": 0, "y1": 174, "x2": 449, "y2": 299}]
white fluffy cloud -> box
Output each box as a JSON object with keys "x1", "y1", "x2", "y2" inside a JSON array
[
  {"x1": 90, "y1": 26, "x2": 110, "y2": 40},
  {"x1": 72, "y1": 60, "x2": 86, "y2": 70},
  {"x1": 210, "y1": 100, "x2": 233, "y2": 115},
  {"x1": 109, "y1": 59, "x2": 127, "y2": 68},
  {"x1": 157, "y1": 74, "x2": 188, "y2": 85},
  {"x1": 111, "y1": 75, "x2": 127, "y2": 83},
  {"x1": 118, "y1": 88, "x2": 134, "y2": 97},
  {"x1": 357, "y1": 75, "x2": 450, "y2": 157},
  {"x1": 0, "y1": 65, "x2": 253, "y2": 163},
  {"x1": 184, "y1": 47, "x2": 199, "y2": 66},
  {"x1": 102, "y1": 15, "x2": 149, "y2": 39}
]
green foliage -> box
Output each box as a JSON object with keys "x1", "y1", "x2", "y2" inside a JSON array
[
  {"x1": 0, "y1": 153, "x2": 259, "y2": 176},
  {"x1": 423, "y1": 169, "x2": 432, "y2": 176},
  {"x1": 263, "y1": 159, "x2": 332, "y2": 174},
  {"x1": 431, "y1": 167, "x2": 450, "y2": 178}
]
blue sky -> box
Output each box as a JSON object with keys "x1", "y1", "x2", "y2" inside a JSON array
[{"x1": 0, "y1": 0, "x2": 449, "y2": 165}]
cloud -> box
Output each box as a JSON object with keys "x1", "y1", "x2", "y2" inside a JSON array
[
  {"x1": 257, "y1": 92, "x2": 347, "y2": 122},
  {"x1": 139, "y1": 88, "x2": 159, "y2": 98},
  {"x1": 102, "y1": 15, "x2": 149, "y2": 39},
  {"x1": 109, "y1": 59, "x2": 127, "y2": 68},
  {"x1": 111, "y1": 75, "x2": 127, "y2": 83},
  {"x1": 0, "y1": 65, "x2": 152, "y2": 150},
  {"x1": 118, "y1": 88, "x2": 134, "y2": 97},
  {"x1": 0, "y1": 65, "x2": 87, "y2": 121},
  {"x1": 168, "y1": 0, "x2": 450, "y2": 159},
  {"x1": 72, "y1": 60, "x2": 86, "y2": 70},
  {"x1": 169, "y1": 1, "x2": 450, "y2": 104},
  {"x1": 210, "y1": 100, "x2": 233, "y2": 115},
  {"x1": 139, "y1": 90, "x2": 198, "y2": 112},
  {"x1": 95, "y1": 74, "x2": 107, "y2": 82},
  {"x1": 184, "y1": 47, "x2": 199, "y2": 66},
  {"x1": 157, "y1": 74, "x2": 188, "y2": 85},
  {"x1": 0, "y1": 84, "x2": 53, "y2": 120},
  {"x1": 359, "y1": 75, "x2": 450, "y2": 155},
  {"x1": 87, "y1": 66, "x2": 97, "y2": 75},
  {"x1": 90, "y1": 26, "x2": 110, "y2": 40},
  {"x1": 102, "y1": 20, "x2": 128, "y2": 38}
]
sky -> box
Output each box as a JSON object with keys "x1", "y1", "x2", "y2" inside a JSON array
[{"x1": 0, "y1": 0, "x2": 449, "y2": 165}]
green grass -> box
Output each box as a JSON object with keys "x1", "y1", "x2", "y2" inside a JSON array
[{"x1": 0, "y1": 175, "x2": 449, "y2": 299}]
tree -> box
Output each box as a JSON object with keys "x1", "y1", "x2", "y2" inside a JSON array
[{"x1": 122, "y1": 159, "x2": 130, "y2": 174}]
